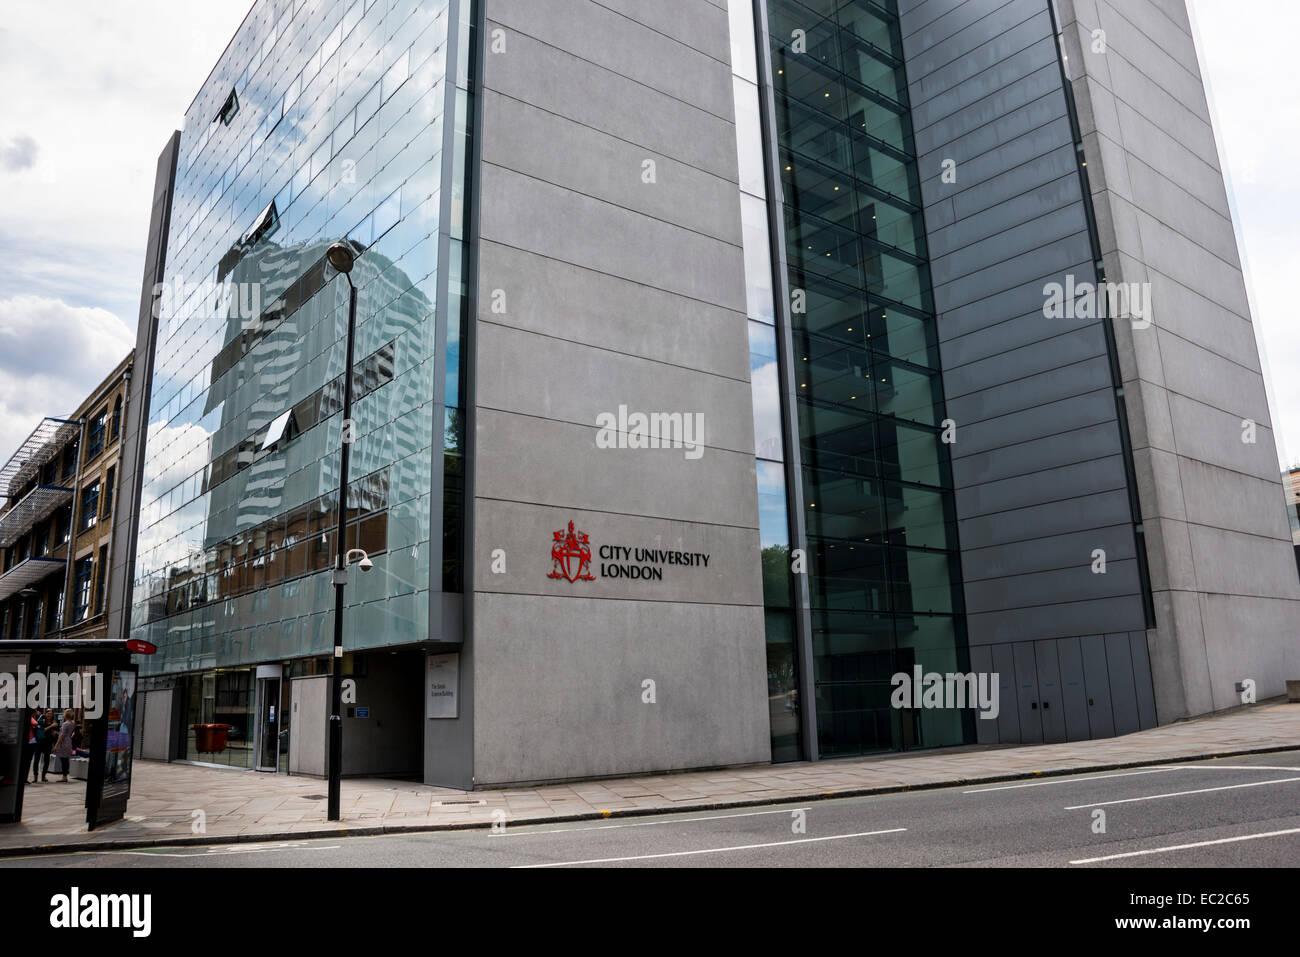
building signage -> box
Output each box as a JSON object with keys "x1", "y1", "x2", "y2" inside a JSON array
[
  {"x1": 426, "y1": 653, "x2": 459, "y2": 720},
  {"x1": 547, "y1": 521, "x2": 595, "y2": 583},
  {"x1": 546, "y1": 521, "x2": 710, "y2": 583}
]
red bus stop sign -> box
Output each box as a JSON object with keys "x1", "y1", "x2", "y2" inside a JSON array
[{"x1": 125, "y1": 639, "x2": 157, "y2": 655}]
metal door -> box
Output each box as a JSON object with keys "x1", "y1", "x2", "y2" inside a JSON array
[
  {"x1": 254, "y1": 677, "x2": 281, "y2": 772},
  {"x1": 991, "y1": 643, "x2": 1021, "y2": 744},
  {"x1": 1034, "y1": 639, "x2": 1067, "y2": 743},
  {"x1": 1013, "y1": 641, "x2": 1042, "y2": 743},
  {"x1": 1056, "y1": 636, "x2": 1091, "y2": 741},
  {"x1": 1080, "y1": 635, "x2": 1115, "y2": 737},
  {"x1": 1106, "y1": 633, "x2": 1141, "y2": 735}
]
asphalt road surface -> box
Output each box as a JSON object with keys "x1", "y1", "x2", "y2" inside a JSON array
[{"x1": 5, "y1": 750, "x2": 1299, "y2": 868}]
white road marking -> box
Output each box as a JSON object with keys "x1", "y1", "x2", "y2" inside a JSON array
[
  {"x1": 1070, "y1": 827, "x2": 1300, "y2": 864},
  {"x1": 497, "y1": 806, "x2": 814, "y2": 836},
  {"x1": 1064, "y1": 776, "x2": 1300, "y2": 810},
  {"x1": 107, "y1": 843, "x2": 341, "y2": 858},
  {"x1": 963, "y1": 768, "x2": 1178, "y2": 793},
  {"x1": 512, "y1": 828, "x2": 907, "y2": 867},
  {"x1": 1168, "y1": 765, "x2": 1300, "y2": 772}
]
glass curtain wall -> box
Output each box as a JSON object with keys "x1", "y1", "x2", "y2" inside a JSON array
[
  {"x1": 762, "y1": 0, "x2": 970, "y2": 756},
  {"x1": 132, "y1": 0, "x2": 467, "y2": 673},
  {"x1": 728, "y1": 0, "x2": 802, "y2": 763}
]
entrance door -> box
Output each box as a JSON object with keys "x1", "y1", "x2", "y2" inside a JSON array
[{"x1": 254, "y1": 676, "x2": 281, "y2": 772}]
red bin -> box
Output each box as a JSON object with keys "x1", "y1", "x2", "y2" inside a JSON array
[{"x1": 193, "y1": 723, "x2": 232, "y2": 753}]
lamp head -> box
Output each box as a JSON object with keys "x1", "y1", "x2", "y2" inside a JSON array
[{"x1": 326, "y1": 241, "x2": 356, "y2": 274}]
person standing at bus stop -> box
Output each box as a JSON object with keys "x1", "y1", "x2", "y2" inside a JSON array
[
  {"x1": 52, "y1": 709, "x2": 76, "y2": 783},
  {"x1": 30, "y1": 709, "x2": 56, "y2": 782}
]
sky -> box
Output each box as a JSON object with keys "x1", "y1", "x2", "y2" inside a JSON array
[{"x1": 0, "y1": 1, "x2": 1296, "y2": 468}]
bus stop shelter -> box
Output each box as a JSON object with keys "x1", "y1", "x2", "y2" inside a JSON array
[{"x1": 0, "y1": 638, "x2": 147, "y2": 831}]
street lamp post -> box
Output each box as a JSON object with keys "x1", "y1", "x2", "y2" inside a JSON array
[{"x1": 326, "y1": 241, "x2": 358, "y2": 823}]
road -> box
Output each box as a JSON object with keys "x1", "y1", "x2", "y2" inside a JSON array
[{"x1": 4, "y1": 750, "x2": 1299, "y2": 867}]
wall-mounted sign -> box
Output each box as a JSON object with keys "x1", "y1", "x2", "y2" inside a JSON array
[
  {"x1": 426, "y1": 653, "x2": 459, "y2": 719},
  {"x1": 546, "y1": 521, "x2": 710, "y2": 583},
  {"x1": 547, "y1": 522, "x2": 596, "y2": 583}
]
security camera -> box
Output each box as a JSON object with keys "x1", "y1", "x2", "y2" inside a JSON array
[{"x1": 359, "y1": 556, "x2": 374, "y2": 572}]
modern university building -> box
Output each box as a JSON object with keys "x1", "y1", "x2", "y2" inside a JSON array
[{"x1": 114, "y1": 0, "x2": 1300, "y2": 788}]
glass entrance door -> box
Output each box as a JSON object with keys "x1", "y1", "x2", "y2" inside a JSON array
[{"x1": 254, "y1": 677, "x2": 281, "y2": 772}]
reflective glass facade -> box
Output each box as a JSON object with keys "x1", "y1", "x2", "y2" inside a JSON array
[
  {"x1": 131, "y1": 0, "x2": 475, "y2": 674},
  {"x1": 762, "y1": 0, "x2": 970, "y2": 756},
  {"x1": 728, "y1": 0, "x2": 801, "y2": 763}
]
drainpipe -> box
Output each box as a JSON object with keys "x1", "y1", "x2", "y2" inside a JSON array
[
  {"x1": 58, "y1": 418, "x2": 87, "y2": 632},
  {"x1": 102, "y1": 368, "x2": 131, "y2": 635}
]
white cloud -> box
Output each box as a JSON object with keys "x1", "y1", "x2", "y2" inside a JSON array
[
  {"x1": 0, "y1": 1, "x2": 249, "y2": 463},
  {"x1": 0, "y1": 295, "x2": 134, "y2": 458}
]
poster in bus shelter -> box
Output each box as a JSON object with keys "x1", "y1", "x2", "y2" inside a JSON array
[
  {"x1": 0, "y1": 655, "x2": 26, "y2": 822},
  {"x1": 102, "y1": 669, "x2": 136, "y2": 802}
]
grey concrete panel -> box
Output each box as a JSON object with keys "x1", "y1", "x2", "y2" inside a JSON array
[
  {"x1": 479, "y1": 163, "x2": 746, "y2": 311},
  {"x1": 1142, "y1": 271, "x2": 1261, "y2": 372},
  {"x1": 473, "y1": 409, "x2": 759, "y2": 528},
  {"x1": 1198, "y1": 593, "x2": 1300, "y2": 710},
  {"x1": 586, "y1": 0, "x2": 731, "y2": 59},
  {"x1": 1175, "y1": 458, "x2": 1297, "y2": 542},
  {"x1": 487, "y1": 0, "x2": 735, "y2": 119},
  {"x1": 472, "y1": 592, "x2": 770, "y2": 785},
  {"x1": 476, "y1": 241, "x2": 750, "y2": 381},
  {"x1": 480, "y1": 22, "x2": 739, "y2": 182},
  {"x1": 474, "y1": 319, "x2": 756, "y2": 456},
  {"x1": 1164, "y1": 392, "x2": 1283, "y2": 483},
  {"x1": 481, "y1": 90, "x2": 743, "y2": 246}
]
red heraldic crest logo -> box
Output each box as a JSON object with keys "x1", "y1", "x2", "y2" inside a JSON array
[{"x1": 548, "y1": 521, "x2": 595, "y2": 583}]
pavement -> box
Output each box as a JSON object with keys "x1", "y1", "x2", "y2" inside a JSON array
[
  {"x1": 2, "y1": 699, "x2": 1297, "y2": 858},
  {"x1": 13, "y1": 751, "x2": 1299, "y2": 868}
]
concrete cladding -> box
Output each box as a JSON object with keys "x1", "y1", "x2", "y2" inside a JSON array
[
  {"x1": 1056, "y1": 0, "x2": 1300, "y2": 717},
  {"x1": 898, "y1": 0, "x2": 1300, "y2": 732},
  {"x1": 468, "y1": 0, "x2": 771, "y2": 786}
]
